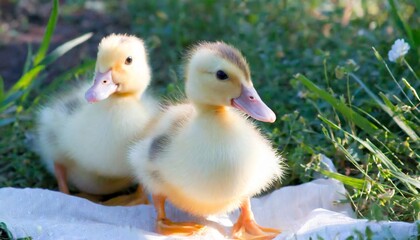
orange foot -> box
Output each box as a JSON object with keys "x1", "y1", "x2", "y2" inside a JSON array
[
  {"x1": 54, "y1": 162, "x2": 70, "y2": 194},
  {"x1": 157, "y1": 218, "x2": 206, "y2": 236},
  {"x1": 153, "y1": 194, "x2": 206, "y2": 236},
  {"x1": 102, "y1": 186, "x2": 149, "y2": 206},
  {"x1": 232, "y1": 218, "x2": 280, "y2": 240},
  {"x1": 232, "y1": 199, "x2": 281, "y2": 240}
]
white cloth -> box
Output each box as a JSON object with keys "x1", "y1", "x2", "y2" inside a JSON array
[{"x1": 0, "y1": 178, "x2": 417, "y2": 240}]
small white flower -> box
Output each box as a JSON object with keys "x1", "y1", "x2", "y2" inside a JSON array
[
  {"x1": 388, "y1": 39, "x2": 410, "y2": 62},
  {"x1": 297, "y1": 90, "x2": 307, "y2": 99}
]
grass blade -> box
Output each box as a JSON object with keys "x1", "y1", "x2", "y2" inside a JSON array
[
  {"x1": 8, "y1": 33, "x2": 92, "y2": 97},
  {"x1": 17, "y1": 33, "x2": 93, "y2": 102},
  {"x1": 353, "y1": 106, "x2": 393, "y2": 134},
  {"x1": 402, "y1": 78, "x2": 420, "y2": 102},
  {"x1": 350, "y1": 73, "x2": 419, "y2": 141},
  {"x1": 318, "y1": 169, "x2": 367, "y2": 189},
  {"x1": 388, "y1": 0, "x2": 415, "y2": 48},
  {"x1": 0, "y1": 118, "x2": 16, "y2": 127},
  {"x1": 379, "y1": 92, "x2": 397, "y2": 111},
  {"x1": 319, "y1": 116, "x2": 375, "y2": 176},
  {"x1": 364, "y1": 138, "x2": 420, "y2": 192},
  {"x1": 28, "y1": 59, "x2": 95, "y2": 110},
  {"x1": 0, "y1": 75, "x2": 4, "y2": 101},
  {"x1": 9, "y1": 65, "x2": 45, "y2": 94},
  {"x1": 0, "y1": 91, "x2": 24, "y2": 112},
  {"x1": 22, "y1": 45, "x2": 33, "y2": 75},
  {"x1": 329, "y1": 119, "x2": 420, "y2": 192},
  {"x1": 319, "y1": 115, "x2": 419, "y2": 194},
  {"x1": 403, "y1": 59, "x2": 420, "y2": 82},
  {"x1": 33, "y1": 0, "x2": 59, "y2": 66},
  {"x1": 295, "y1": 73, "x2": 378, "y2": 136},
  {"x1": 39, "y1": 33, "x2": 93, "y2": 66}
]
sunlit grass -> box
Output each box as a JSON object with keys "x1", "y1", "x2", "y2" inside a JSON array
[
  {"x1": 294, "y1": 44, "x2": 419, "y2": 220},
  {"x1": 0, "y1": 0, "x2": 93, "y2": 189}
]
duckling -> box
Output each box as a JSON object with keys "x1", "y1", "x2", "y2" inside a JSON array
[
  {"x1": 129, "y1": 42, "x2": 283, "y2": 238},
  {"x1": 37, "y1": 34, "x2": 157, "y2": 204}
]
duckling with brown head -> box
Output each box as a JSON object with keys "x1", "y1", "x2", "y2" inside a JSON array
[{"x1": 129, "y1": 42, "x2": 283, "y2": 239}]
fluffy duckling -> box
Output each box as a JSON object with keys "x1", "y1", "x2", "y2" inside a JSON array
[
  {"x1": 129, "y1": 42, "x2": 283, "y2": 238},
  {"x1": 37, "y1": 34, "x2": 157, "y2": 204}
]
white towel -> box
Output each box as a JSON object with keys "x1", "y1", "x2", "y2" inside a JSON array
[{"x1": 0, "y1": 178, "x2": 417, "y2": 240}]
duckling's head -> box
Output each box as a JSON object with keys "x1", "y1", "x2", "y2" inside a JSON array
[
  {"x1": 185, "y1": 42, "x2": 276, "y2": 123},
  {"x1": 85, "y1": 34, "x2": 151, "y2": 103}
]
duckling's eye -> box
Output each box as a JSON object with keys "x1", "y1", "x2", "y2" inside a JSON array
[
  {"x1": 125, "y1": 56, "x2": 133, "y2": 65},
  {"x1": 216, "y1": 70, "x2": 228, "y2": 80}
]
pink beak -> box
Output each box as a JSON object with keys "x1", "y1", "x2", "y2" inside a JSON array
[
  {"x1": 231, "y1": 85, "x2": 276, "y2": 123},
  {"x1": 85, "y1": 70, "x2": 118, "y2": 103}
]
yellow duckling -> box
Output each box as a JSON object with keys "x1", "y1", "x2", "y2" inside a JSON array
[
  {"x1": 129, "y1": 42, "x2": 283, "y2": 238},
  {"x1": 37, "y1": 34, "x2": 157, "y2": 204}
]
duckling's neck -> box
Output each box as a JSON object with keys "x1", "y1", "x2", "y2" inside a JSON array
[
  {"x1": 99, "y1": 91, "x2": 144, "y2": 109},
  {"x1": 193, "y1": 103, "x2": 232, "y2": 121},
  {"x1": 111, "y1": 91, "x2": 142, "y2": 100}
]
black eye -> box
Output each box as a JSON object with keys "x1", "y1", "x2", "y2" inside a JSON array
[
  {"x1": 125, "y1": 56, "x2": 133, "y2": 65},
  {"x1": 216, "y1": 70, "x2": 228, "y2": 80}
]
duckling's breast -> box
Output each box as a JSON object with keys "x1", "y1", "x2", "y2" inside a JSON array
[
  {"x1": 156, "y1": 114, "x2": 281, "y2": 215},
  {"x1": 60, "y1": 99, "x2": 151, "y2": 177}
]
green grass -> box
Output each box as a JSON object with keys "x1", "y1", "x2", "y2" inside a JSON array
[
  {"x1": 0, "y1": 222, "x2": 31, "y2": 240},
  {"x1": 0, "y1": 0, "x2": 419, "y2": 225},
  {"x1": 0, "y1": 0, "x2": 92, "y2": 189}
]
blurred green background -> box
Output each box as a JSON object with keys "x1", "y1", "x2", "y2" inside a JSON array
[{"x1": 0, "y1": 0, "x2": 419, "y2": 223}]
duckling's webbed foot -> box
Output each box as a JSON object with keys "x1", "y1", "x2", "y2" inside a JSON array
[
  {"x1": 102, "y1": 185, "x2": 149, "y2": 206},
  {"x1": 153, "y1": 194, "x2": 206, "y2": 236},
  {"x1": 232, "y1": 199, "x2": 281, "y2": 240},
  {"x1": 232, "y1": 220, "x2": 280, "y2": 240},
  {"x1": 157, "y1": 218, "x2": 206, "y2": 236}
]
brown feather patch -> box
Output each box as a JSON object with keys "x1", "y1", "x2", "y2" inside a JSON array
[{"x1": 189, "y1": 42, "x2": 250, "y2": 79}]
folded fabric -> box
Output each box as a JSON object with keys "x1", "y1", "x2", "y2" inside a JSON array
[{"x1": 0, "y1": 178, "x2": 417, "y2": 239}]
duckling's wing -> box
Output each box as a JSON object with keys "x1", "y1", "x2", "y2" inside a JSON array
[{"x1": 35, "y1": 82, "x2": 90, "y2": 172}]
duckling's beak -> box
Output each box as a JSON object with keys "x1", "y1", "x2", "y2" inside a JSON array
[
  {"x1": 231, "y1": 85, "x2": 276, "y2": 123},
  {"x1": 85, "y1": 70, "x2": 118, "y2": 103}
]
